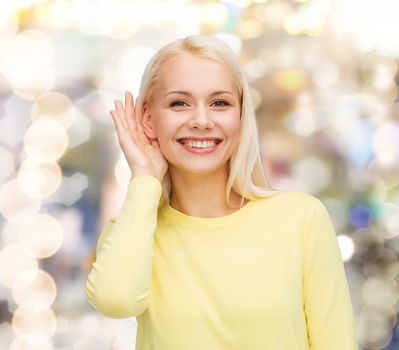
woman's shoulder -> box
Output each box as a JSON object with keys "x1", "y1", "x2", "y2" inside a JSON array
[
  {"x1": 252, "y1": 190, "x2": 323, "y2": 221},
  {"x1": 255, "y1": 189, "x2": 320, "y2": 206}
]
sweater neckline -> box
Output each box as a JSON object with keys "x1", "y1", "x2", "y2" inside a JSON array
[{"x1": 159, "y1": 199, "x2": 256, "y2": 228}]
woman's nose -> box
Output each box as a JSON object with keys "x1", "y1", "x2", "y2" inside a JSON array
[{"x1": 188, "y1": 106, "x2": 214, "y2": 128}]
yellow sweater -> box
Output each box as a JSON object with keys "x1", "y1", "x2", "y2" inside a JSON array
[{"x1": 85, "y1": 175, "x2": 357, "y2": 350}]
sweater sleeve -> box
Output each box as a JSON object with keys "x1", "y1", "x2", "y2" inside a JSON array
[
  {"x1": 85, "y1": 175, "x2": 162, "y2": 319},
  {"x1": 302, "y1": 197, "x2": 357, "y2": 350}
]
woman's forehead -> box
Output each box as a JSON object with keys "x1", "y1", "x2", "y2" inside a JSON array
[
  {"x1": 160, "y1": 55, "x2": 235, "y2": 85},
  {"x1": 157, "y1": 75, "x2": 238, "y2": 98}
]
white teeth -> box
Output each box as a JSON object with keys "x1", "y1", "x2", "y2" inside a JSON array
[{"x1": 181, "y1": 140, "x2": 218, "y2": 148}]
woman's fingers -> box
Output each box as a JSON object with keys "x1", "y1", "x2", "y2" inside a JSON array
[
  {"x1": 134, "y1": 96, "x2": 150, "y2": 145},
  {"x1": 125, "y1": 91, "x2": 136, "y2": 131},
  {"x1": 134, "y1": 96, "x2": 147, "y2": 137},
  {"x1": 114, "y1": 99, "x2": 129, "y2": 130},
  {"x1": 110, "y1": 110, "x2": 124, "y2": 140}
]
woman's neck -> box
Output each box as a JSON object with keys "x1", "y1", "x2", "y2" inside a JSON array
[{"x1": 168, "y1": 169, "x2": 248, "y2": 217}]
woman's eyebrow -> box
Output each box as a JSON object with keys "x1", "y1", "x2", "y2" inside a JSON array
[{"x1": 163, "y1": 90, "x2": 234, "y2": 97}]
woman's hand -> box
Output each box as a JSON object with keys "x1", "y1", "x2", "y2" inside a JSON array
[{"x1": 110, "y1": 91, "x2": 168, "y2": 183}]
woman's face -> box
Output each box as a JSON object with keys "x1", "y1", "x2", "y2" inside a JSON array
[{"x1": 143, "y1": 52, "x2": 242, "y2": 176}]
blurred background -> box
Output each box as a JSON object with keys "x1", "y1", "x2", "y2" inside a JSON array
[{"x1": 0, "y1": 0, "x2": 398, "y2": 349}]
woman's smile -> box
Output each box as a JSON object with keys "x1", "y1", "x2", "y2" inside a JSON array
[{"x1": 176, "y1": 139, "x2": 224, "y2": 154}]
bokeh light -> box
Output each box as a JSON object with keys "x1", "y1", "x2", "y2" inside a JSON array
[
  {"x1": 0, "y1": 245, "x2": 38, "y2": 288},
  {"x1": 12, "y1": 268, "x2": 57, "y2": 311},
  {"x1": 23, "y1": 119, "x2": 68, "y2": 162},
  {"x1": 0, "y1": 179, "x2": 41, "y2": 222},
  {"x1": 0, "y1": 0, "x2": 399, "y2": 349},
  {"x1": 17, "y1": 160, "x2": 62, "y2": 199},
  {"x1": 17, "y1": 213, "x2": 63, "y2": 258},
  {"x1": 12, "y1": 303, "x2": 57, "y2": 339}
]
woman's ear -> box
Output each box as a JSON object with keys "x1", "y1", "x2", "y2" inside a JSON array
[{"x1": 141, "y1": 102, "x2": 157, "y2": 139}]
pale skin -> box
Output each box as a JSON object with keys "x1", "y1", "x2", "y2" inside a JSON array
[{"x1": 110, "y1": 52, "x2": 248, "y2": 218}]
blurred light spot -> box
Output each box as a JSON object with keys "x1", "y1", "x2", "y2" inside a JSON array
[
  {"x1": 283, "y1": 14, "x2": 303, "y2": 35},
  {"x1": 331, "y1": 0, "x2": 399, "y2": 55},
  {"x1": 56, "y1": 208, "x2": 83, "y2": 252},
  {"x1": 312, "y1": 61, "x2": 339, "y2": 88},
  {"x1": 368, "y1": 157, "x2": 399, "y2": 190},
  {"x1": 9, "y1": 0, "x2": 48, "y2": 10},
  {"x1": 18, "y1": 213, "x2": 63, "y2": 258},
  {"x1": 12, "y1": 303, "x2": 57, "y2": 340},
  {"x1": 10, "y1": 335, "x2": 53, "y2": 350},
  {"x1": 357, "y1": 303, "x2": 395, "y2": 349},
  {"x1": 337, "y1": 234, "x2": 355, "y2": 262},
  {"x1": 0, "y1": 96, "x2": 32, "y2": 147},
  {"x1": 362, "y1": 278, "x2": 398, "y2": 307},
  {"x1": 2, "y1": 222, "x2": 24, "y2": 247},
  {"x1": 260, "y1": 130, "x2": 301, "y2": 162},
  {"x1": 80, "y1": 315, "x2": 101, "y2": 333},
  {"x1": 331, "y1": 106, "x2": 374, "y2": 167},
  {"x1": 361, "y1": 174, "x2": 388, "y2": 203},
  {"x1": 351, "y1": 228, "x2": 384, "y2": 263},
  {"x1": 47, "y1": 172, "x2": 88, "y2": 206},
  {"x1": 0, "y1": 179, "x2": 41, "y2": 222},
  {"x1": 0, "y1": 244, "x2": 38, "y2": 288},
  {"x1": 35, "y1": 0, "x2": 73, "y2": 29},
  {"x1": 55, "y1": 315, "x2": 69, "y2": 333},
  {"x1": 273, "y1": 69, "x2": 308, "y2": 91},
  {"x1": 0, "y1": 329, "x2": 11, "y2": 350},
  {"x1": 292, "y1": 92, "x2": 316, "y2": 136},
  {"x1": 72, "y1": 1, "x2": 196, "y2": 34},
  {"x1": 0, "y1": 30, "x2": 55, "y2": 100},
  {"x1": 64, "y1": 107, "x2": 91, "y2": 148},
  {"x1": 117, "y1": 47, "x2": 157, "y2": 95},
  {"x1": 363, "y1": 248, "x2": 399, "y2": 280},
  {"x1": 382, "y1": 83, "x2": 398, "y2": 102},
  {"x1": 371, "y1": 59, "x2": 398, "y2": 90},
  {"x1": 76, "y1": 89, "x2": 115, "y2": 130},
  {"x1": 237, "y1": 19, "x2": 263, "y2": 39},
  {"x1": 73, "y1": 331, "x2": 111, "y2": 350},
  {"x1": 18, "y1": 160, "x2": 62, "y2": 199},
  {"x1": 200, "y1": 3, "x2": 228, "y2": 28},
  {"x1": 0, "y1": 146, "x2": 15, "y2": 181},
  {"x1": 113, "y1": 332, "x2": 138, "y2": 350},
  {"x1": 350, "y1": 204, "x2": 372, "y2": 228},
  {"x1": 291, "y1": 157, "x2": 332, "y2": 194},
  {"x1": 0, "y1": 4, "x2": 19, "y2": 48},
  {"x1": 31, "y1": 92, "x2": 75, "y2": 129},
  {"x1": 377, "y1": 202, "x2": 399, "y2": 239},
  {"x1": 372, "y1": 121, "x2": 399, "y2": 166},
  {"x1": 23, "y1": 119, "x2": 68, "y2": 162},
  {"x1": 330, "y1": 94, "x2": 360, "y2": 130},
  {"x1": 88, "y1": 1, "x2": 139, "y2": 39},
  {"x1": 12, "y1": 268, "x2": 57, "y2": 311},
  {"x1": 260, "y1": 1, "x2": 292, "y2": 29},
  {"x1": 214, "y1": 33, "x2": 242, "y2": 55},
  {"x1": 224, "y1": 0, "x2": 251, "y2": 7},
  {"x1": 244, "y1": 58, "x2": 267, "y2": 80}
]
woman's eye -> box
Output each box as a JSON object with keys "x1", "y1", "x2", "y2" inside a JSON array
[
  {"x1": 213, "y1": 100, "x2": 230, "y2": 107},
  {"x1": 170, "y1": 100, "x2": 188, "y2": 107},
  {"x1": 169, "y1": 100, "x2": 230, "y2": 107}
]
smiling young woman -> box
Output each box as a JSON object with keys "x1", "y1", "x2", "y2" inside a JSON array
[
  {"x1": 85, "y1": 34, "x2": 358, "y2": 350},
  {"x1": 140, "y1": 51, "x2": 248, "y2": 217}
]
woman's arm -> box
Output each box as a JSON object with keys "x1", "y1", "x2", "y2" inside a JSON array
[
  {"x1": 85, "y1": 175, "x2": 162, "y2": 318},
  {"x1": 302, "y1": 197, "x2": 358, "y2": 350}
]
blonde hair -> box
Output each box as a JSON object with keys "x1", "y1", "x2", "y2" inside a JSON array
[{"x1": 137, "y1": 34, "x2": 284, "y2": 210}]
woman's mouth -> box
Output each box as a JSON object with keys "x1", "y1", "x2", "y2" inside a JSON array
[{"x1": 176, "y1": 139, "x2": 223, "y2": 154}]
